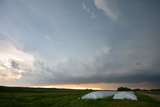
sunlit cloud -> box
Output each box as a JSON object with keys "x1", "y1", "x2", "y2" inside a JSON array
[{"x1": 0, "y1": 42, "x2": 35, "y2": 81}]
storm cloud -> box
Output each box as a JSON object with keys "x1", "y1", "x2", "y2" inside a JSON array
[
  {"x1": 21, "y1": 43, "x2": 160, "y2": 87},
  {"x1": 11, "y1": 61, "x2": 19, "y2": 69},
  {"x1": 0, "y1": 0, "x2": 160, "y2": 89}
]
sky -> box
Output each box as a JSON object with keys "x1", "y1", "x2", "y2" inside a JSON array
[{"x1": 0, "y1": 0, "x2": 160, "y2": 90}]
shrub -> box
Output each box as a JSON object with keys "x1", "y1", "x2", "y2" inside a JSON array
[{"x1": 117, "y1": 87, "x2": 131, "y2": 91}]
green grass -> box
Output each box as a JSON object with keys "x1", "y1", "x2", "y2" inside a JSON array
[
  {"x1": 0, "y1": 87, "x2": 159, "y2": 107},
  {"x1": 142, "y1": 90, "x2": 160, "y2": 95}
]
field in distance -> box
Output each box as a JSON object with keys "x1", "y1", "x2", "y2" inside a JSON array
[{"x1": 0, "y1": 86, "x2": 159, "y2": 107}]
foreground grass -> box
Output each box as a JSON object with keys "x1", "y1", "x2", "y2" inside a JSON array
[{"x1": 0, "y1": 87, "x2": 159, "y2": 107}]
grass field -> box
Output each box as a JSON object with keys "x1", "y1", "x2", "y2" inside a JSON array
[
  {"x1": 0, "y1": 86, "x2": 159, "y2": 107},
  {"x1": 142, "y1": 90, "x2": 160, "y2": 95}
]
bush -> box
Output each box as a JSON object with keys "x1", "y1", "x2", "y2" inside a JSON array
[{"x1": 117, "y1": 87, "x2": 131, "y2": 91}]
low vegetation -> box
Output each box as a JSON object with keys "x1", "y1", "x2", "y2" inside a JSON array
[
  {"x1": 0, "y1": 86, "x2": 159, "y2": 107},
  {"x1": 141, "y1": 89, "x2": 160, "y2": 95},
  {"x1": 117, "y1": 87, "x2": 132, "y2": 91}
]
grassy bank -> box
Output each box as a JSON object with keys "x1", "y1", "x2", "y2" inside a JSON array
[{"x1": 0, "y1": 87, "x2": 159, "y2": 107}]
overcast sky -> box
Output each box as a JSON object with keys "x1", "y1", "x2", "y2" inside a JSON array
[{"x1": 0, "y1": 0, "x2": 160, "y2": 89}]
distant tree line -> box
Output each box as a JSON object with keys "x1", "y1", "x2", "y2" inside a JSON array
[
  {"x1": 117, "y1": 87, "x2": 131, "y2": 91},
  {"x1": 117, "y1": 87, "x2": 160, "y2": 91}
]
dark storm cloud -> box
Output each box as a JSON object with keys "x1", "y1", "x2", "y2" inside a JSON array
[
  {"x1": 1, "y1": 0, "x2": 160, "y2": 89},
  {"x1": 21, "y1": 52, "x2": 160, "y2": 86},
  {"x1": 70, "y1": 70, "x2": 160, "y2": 84},
  {"x1": 25, "y1": 69, "x2": 160, "y2": 87},
  {"x1": 11, "y1": 61, "x2": 19, "y2": 69}
]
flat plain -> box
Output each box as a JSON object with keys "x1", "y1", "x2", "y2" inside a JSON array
[{"x1": 0, "y1": 86, "x2": 159, "y2": 107}]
